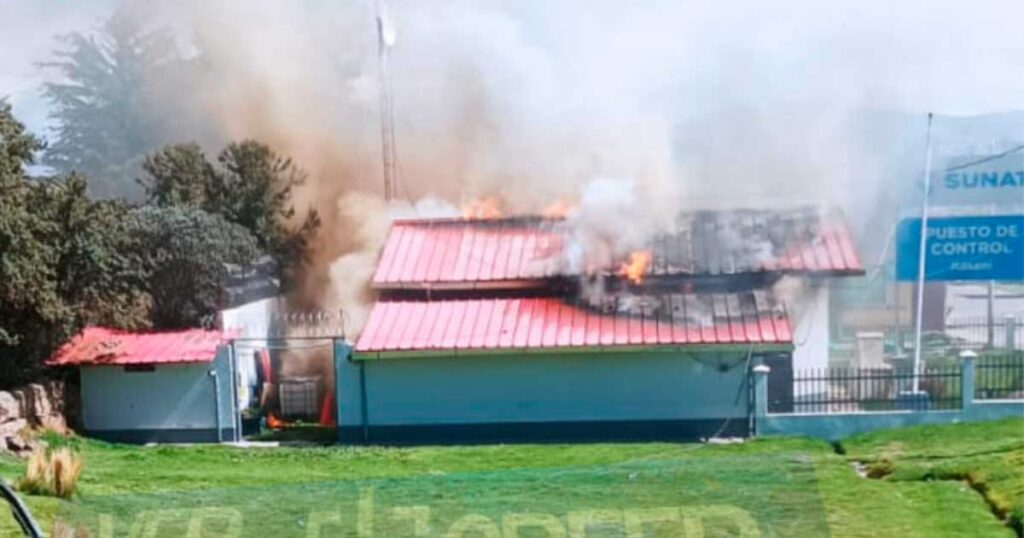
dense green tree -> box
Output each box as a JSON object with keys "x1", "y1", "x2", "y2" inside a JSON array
[
  {"x1": 30, "y1": 174, "x2": 149, "y2": 330},
  {"x1": 1, "y1": 102, "x2": 278, "y2": 387},
  {"x1": 41, "y1": 10, "x2": 181, "y2": 199},
  {"x1": 2, "y1": 102, "x2": 150, "y2": 386},
  {"x1": 0, "y1": 100, "x2": 60, "y2": 361},
  {"x1": 141, "y1": 140, "x2": 320, "y2": 288},
  {"x1": 139, "y1": 143, "x2": 216, "y2": 208},
  {"x1": 128, "y1": 206, "x2": 261, "y2": 329},
  {"x1": 213, "y1": 141, "x2": 320, "y2": 279},
  {"x1": 0, "y1": 101, "x2": 45, "y2": 179}
]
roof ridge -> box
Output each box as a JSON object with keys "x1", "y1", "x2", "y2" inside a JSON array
[
  {"x1": 375, "y1": 205, "x2": 862, "y2": 289},
  {"x1": 390, "y1": 205, "x2": 839, "y2": 226},
  {"x1": 391, "y1": 215, "x2": 566, "y2": 226}
]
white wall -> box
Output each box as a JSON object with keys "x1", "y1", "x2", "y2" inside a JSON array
[
  {"x1": 220, "y1": 296, "x2": 281, "y2": 340},
  {"x1": 791, "y1": 284, "x2": 830, "y2": 372},
  {"x1": 80, "y1": 349, "x2": 232, "y2": 433},
  {"x1": 219, "y1": 296, "x2": 282, "y2": 408}
]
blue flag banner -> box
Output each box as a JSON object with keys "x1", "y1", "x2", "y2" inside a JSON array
[{"x1": 896, "y1": 215, "x2": 1024, "y2": 281}]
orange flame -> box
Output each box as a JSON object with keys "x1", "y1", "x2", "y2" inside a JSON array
[
  {"x1": 618, "y1": 250, "x2": 651, "y2": 285},
  {"x1": 267, "y1": 412, "x2": 286, "y2": 429},
  {"x1": 462, "y1": 196, "x2": 503, "y2": 220},
  {"x1": 542, "y1": 200, "x2": 574, "y2": 218}
]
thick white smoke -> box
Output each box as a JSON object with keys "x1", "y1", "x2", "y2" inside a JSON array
[{"x1": 80, "y1": 0, "x2": 1024, "y2": 331}]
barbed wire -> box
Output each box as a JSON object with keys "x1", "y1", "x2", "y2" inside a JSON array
[{"x1": 221, "y1": 309, "x2": 349, "y2": 339}]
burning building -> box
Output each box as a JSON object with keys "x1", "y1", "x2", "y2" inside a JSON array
[{"x1": 334, "y1": 206, "x2": 863, "y2": 443}]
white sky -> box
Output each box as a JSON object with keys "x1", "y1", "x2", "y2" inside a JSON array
[
  {"x1": 0, "y1": 0, "x2": 116, "y2": 135},
  {"x1": 2, "y1": 0, "x2": 1023, "y2": 141}
]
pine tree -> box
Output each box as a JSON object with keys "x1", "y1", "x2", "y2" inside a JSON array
[{"x1": 41, "y1": 10, "x2": 181, "y2": 199}]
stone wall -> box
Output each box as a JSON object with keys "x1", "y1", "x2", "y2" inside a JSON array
[{"x1": 0, "y1": 380, "x2": 70, "y2": 455}]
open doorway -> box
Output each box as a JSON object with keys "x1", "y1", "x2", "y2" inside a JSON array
[
  {"x1": 223, "y1": 308, "x2": 347, "y2": 445},
  {"x1": 230, "y1": 337, "x2": 341, "y2": 444}
]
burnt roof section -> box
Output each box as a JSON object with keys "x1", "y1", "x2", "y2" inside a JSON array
[
  {"x1": 372, "y1": 206, "x2": 862, "y2": 290},
  {"x1": 644, "y1": 206, "x2": 861, "y2": 278}
]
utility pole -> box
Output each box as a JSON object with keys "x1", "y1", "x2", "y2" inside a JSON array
[{"x1": 376, "y1": 0, "x2": 398, "y2": 201}]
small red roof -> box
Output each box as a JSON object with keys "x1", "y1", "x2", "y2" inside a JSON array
[
  {"x1": 47, "y1": 327, "x2": 225, "y2": 367},
  {"x1": 372, "y1": 208, "x2": 862, "y2": 290},
  {"x1": 356, "y1": 292, "x2": 792, "y2": 356}
]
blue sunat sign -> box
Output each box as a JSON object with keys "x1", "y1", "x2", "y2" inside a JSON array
[
  {"x1": 931, "y1": 152, "x2": 1024, "y2": 206},
  {"x1": 896, "y1": 215, "x2": 1024, "y2": 281}
]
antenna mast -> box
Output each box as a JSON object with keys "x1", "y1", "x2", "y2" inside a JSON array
[{"x1": 376, "y1": 0, "x2": 398, "y2": 201}]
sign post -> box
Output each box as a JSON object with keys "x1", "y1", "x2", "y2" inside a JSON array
[
  {"x1": 896, "y1": 215, "x2": 1024, "y2": 282},
  {"x1": 912, "y1": 113, "x2": 934, "y2": 394},
  {"x1": 896, "y1": 113, "x2": 1024, "y2": 399},
  {"x1": 896, "y1": 213, "x2": 1024, "y2": 392}
]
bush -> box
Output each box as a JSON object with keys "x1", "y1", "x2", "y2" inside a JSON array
[
  {"x1": 51, "y1": 519, "x2": 91, "y2": 538},
  {"x1": 16, "y1": 448, "x2": 83, "y2": 499},
  {"x1": 127, "y1": 206, "x2": 261, "y2": 328},
  {"x1": 865, "y1": 458, "x2": 894, "y2": 479}
]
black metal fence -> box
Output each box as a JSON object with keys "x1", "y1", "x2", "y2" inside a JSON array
[
  {"x1": 975, "y1": 352, "x2": 1024, "y2": 400},
  {"x1": 769, "y1": 366, "x2": 962, "y2": 414}
]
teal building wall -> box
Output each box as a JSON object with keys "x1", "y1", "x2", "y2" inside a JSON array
[{"x1": 336, "y1": 343, "x2": 766, "y2": 444}]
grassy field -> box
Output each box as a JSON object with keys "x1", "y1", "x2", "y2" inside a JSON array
[
  {"x1": 0, "y1": 419, "x2": 1020, "y2": 537},
  {"x1": 844, "y1": 418, "x2": 1024, "y2": 535}
]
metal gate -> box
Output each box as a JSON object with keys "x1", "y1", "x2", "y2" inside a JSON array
[
  {"x1": 223, "y1": 310, "x2": 347, "y2": 442},
  {"x1": 763, "y1": 353, "x2": 794, "y2": 413}
]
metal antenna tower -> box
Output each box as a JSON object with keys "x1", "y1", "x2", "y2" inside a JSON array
[{"x1": 376, "y1": 0, "x2": 398, "y2": 201}]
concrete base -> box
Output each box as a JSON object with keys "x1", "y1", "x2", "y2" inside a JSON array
[
  {"x1": 85, "y1": 428, "x2": 237, "y2": 444},
  {"x1": 757, "y1": 401, "x2": 1023, "y2": 441},
  {"x1": 338, "y1": 418, "x2": 749, "y2": 445}
]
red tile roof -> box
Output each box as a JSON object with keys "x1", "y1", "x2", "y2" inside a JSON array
[
  {"x1": 372, "y1": 208, "x2": 862, "y2": 289},
  {"x1": 355, "y1": 291, "x2": 792, "y2": 355},
  {"x1": 47, "y1": 327, "x2": 225, "y2": 367}
]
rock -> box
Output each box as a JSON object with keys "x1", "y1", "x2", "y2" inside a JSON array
[
  {"x1": 9, "y1": 389, "x2": 28, "y2": 419},
  {"x1": 26, "y1": 383, "x2": 53, "y2": 418},
  {"x1": 0, "y1": 391, "x2": 20, "y2": 422},
  {"x1": 0, "y1": 381, "x2": 71, "y2": 446},
  {"x1": 38, "y1": 414, "x2": 68, "y2": 434},
  {"x1": 5, "y1": 434, "x2": 41, "y2": 455},
  {"x1": 0, "y1": 418, "x2": 28, "y2": 438},
  {"x1": 1, "y1": 419, "x2": 38, "y2": 456},
  {"x1": 46, "y1": 380, "x2": 65, "y2": 413}
]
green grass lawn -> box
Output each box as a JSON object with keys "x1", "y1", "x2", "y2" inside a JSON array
[
  {"x1": 0, "y1": 419, "x2": 1020, "y2": 537},
  {"x1": 843, "y1": 418, "x2": 1024, "y2": 535}
]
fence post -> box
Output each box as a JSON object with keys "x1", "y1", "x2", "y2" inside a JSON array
[
  {"x1": 959, "y1": 350, "x2": 976, "y2": 417},
  {"x1": 1006, "y1": 315, "x2": 1018, "y2": 351},
  {"x1": 753, "y1": 364, "x2": 771, "y2": 436}
]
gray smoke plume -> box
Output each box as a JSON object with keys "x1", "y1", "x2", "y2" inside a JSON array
[{"x1": 40, "y1": 0, "x2": 1024, "y2": 331}]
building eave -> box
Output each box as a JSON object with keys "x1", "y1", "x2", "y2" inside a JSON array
[{"x1": 352, "y1": 342, "x2": 794, "y2": 361}]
